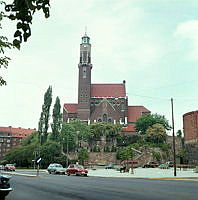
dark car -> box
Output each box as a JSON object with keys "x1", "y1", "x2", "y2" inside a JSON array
[
  {"x1": 47, "y1": 163, "x2": 66, "y2": 175},
  {"x1": 105, "y1": 164, "x2": 115, "y2": 169},
  {"x1": 0, "y1": 174, "x2": 12, "y2": 200},
  {"x1": 66, "y1": 164, "x2": 88, "y2": 176},
  {"x1": 166, "y1": 161, "x2": 174, "y2": 167},
  {"x1": 142, "y1": 162, "x2": 159, "y2": 168},
  {"x1": 4, "y1": 164, "x2": 15, "y2": 171}
]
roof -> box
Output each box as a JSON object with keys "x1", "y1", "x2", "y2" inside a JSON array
[
  {"x1": 91, "y1": 84, "x2": 126, "y2": 97},
  {"x1": 128, "y1": 106, "x2": 150, "y2": 122},
  {"x1": 0, "y1": 126, "x2": 36, "y2": 137},
  {"x1": 64, "y1": 103, "x2": 78, "y2": 113},
  {"x1": 122, "y1": 124, "x2": 136, "y2": 132}
]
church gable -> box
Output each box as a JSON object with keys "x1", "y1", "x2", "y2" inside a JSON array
[{"x1": 90, "y1": 99, "x2": 121, "y2": 123}]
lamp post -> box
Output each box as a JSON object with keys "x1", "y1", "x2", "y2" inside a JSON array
[
  {"x1": 171, "y1": 98, "x2": 177, "y2": 177},
  {"x1": 66, "y1": 136, "x2": 69, "y2": 167}
]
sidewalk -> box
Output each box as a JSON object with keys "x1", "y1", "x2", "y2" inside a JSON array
[{"x1": 87, "y1": 168, "x2": 198, "y2": 179}]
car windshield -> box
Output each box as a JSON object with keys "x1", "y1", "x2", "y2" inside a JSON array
[
  {"x1": 75, "y1": 165, "x2": 84, "y2": 169},
  {"x1": 55, "y1": 164, "x2": 63, "y2": 168}
]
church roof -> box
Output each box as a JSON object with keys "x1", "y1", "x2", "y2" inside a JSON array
[
  {"x1": 91, "y1": 83, "x2": 126, "y2": 97},
  {"x1": 0, "y1": 126, "x2": 36, "y2": 138},
  {"x1": 64, "y1": 103, "x2": 78, "y2": 113},
  {"x1": 128, "y1": 106, "x2": 150, "y2": 122}
]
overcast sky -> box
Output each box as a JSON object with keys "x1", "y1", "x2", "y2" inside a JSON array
[{"x1": 1, "y1": 0, "x2": 198, "y2": 134}]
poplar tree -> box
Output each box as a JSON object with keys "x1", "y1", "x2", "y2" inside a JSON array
[
  {"x1": 38, "y1": 86, "x2": 52, "y2": 144},
  {"x1": 51, "y1": 96, "x2": 62, "y2": 141}
]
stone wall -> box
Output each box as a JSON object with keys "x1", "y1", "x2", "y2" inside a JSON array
[
  {"x1": 87, "y1": 152, "x2": 117, "y2": 166},
  {"x1": 185, "y1": 143, "x2": 198, "y2": 165}
]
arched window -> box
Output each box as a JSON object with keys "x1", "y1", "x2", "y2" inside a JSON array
[{"x1": 103, "y1": 114, "x2": 107, "y2": 123}]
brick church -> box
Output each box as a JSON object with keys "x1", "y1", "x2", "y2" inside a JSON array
[{"x1": 63, "y1": 33, "x2": 150, "y2": 135}]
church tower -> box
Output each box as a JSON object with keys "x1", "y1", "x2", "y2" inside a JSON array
[{"x1": 77, "y1": 33, "x2": 92, "y2": 122}]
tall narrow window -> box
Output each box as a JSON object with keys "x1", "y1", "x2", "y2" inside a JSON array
[
  {"x1": 103, "y1": 114, "x2": 107, "y2": 123},
  {"x1": 83, "y1": 67, "x2": 86, "y2": 78}
]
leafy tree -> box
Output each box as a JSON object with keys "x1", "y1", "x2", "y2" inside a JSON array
[
  {"x1": 89, "y1": 122, "x2": 121, "y2": 139},
  {"x1": 0, "y1": 0, "x2": 50, "y2": 85},
  {"x1": 78, "y1": 148, "x2": 88, "y2": 165},
  {"x1": 0, "y1": 5, "x2": 14, "y2": 86},
  {"x1": 176, "y1": 130, "x2": 182, "y2": 137},
  {"x1": 61, "y1": 122, "x2": 77, "y2": 153},
  {"x1": 38, "y1": 86, "x2": 52, "y2": 144},
  {"x1": 135, "y1": 113, "x2": 171, "y2": 134},
  {"x1": 70, "y1": 120, "x2": 91, "y2": 142},
  {"x1": 51, "y1": 96, "x2": 62, "y2": 141},
  {"x1": 146, "y1": 123, "x2": 167, "y2": 143},
  {"x1": 4, "y1": 0, "x2": 50, "y2": 49},
  {"x1": 116, "y1": 146, "x2": 135, "y2": 161}
]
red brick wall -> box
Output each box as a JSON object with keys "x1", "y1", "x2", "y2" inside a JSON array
[{"x1": 183, "y1": 111, "x2": 198, "y2": 143}]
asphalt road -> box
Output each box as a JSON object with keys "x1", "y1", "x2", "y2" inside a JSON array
[{"x1": 5, "y1": 172, "x2": 198, "y2": 200}]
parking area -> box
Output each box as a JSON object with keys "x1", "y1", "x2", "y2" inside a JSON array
[{"x1": 1, "y1": 167, "x2": 198, "y2": 179}]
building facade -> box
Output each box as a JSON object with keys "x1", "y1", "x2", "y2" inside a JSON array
[
  {"x1": 183, "y1": 110, "x2": 198, "y2": 144},
  {"x1": 0, "y1": 126, "x2": 36, "y2": 160},
  {"x1": 63, "y1": 33, "x2": 150, "y2": 134}
]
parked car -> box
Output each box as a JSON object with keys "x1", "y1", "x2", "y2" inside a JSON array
[
  {"x1": 66, "y1": 164, "x2": 88, "y2": 176},
  {"x1": 105, "y1": 164, "x2": 115, "y2": 169},
  {"x1": 0, "y1": 174, "x2": 12, "y2": 200},
  {"x1": 4, "y1": 164, "x2": 15, "y2": 171},
  {"x1": 0, "y1": 165, "x2": 4, "y2": 170},
  {"x1": 47, "y1": 163, "x2": 66, "y2": 175},
  {"x1": 142, "y1": 162, "x2": 159, "y2": 168},
  {"x1": 166, "y1": 161, "x2": 174, "y2": 167}
]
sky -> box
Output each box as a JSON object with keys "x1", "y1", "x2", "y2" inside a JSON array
[{"x1": 0, "y1": 0, "x2": 198, "y2": 134}]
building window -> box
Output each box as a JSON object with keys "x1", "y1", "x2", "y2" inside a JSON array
[
  {"x1": 108, "y1": 119, "x2": 112, "y2": 123},
  {"x1": 103, "y1": 114, "x2": 107, "y2": 123}
]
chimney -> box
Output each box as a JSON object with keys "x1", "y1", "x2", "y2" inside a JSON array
[{"x1": 123, "y1": 80, "x2": 126, "y2": 84}]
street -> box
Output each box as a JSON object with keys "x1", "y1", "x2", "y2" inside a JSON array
[{"x1": 5, "y1": 171, "x2": 198, "y2": 200}]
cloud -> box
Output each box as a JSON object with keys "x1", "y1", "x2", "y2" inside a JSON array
[{"x1": 175, "y1": 20, "x2": 198, "y2": 60}]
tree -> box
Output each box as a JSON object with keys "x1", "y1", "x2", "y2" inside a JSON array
[
  {"x1": 78, "y1": 148, "x2": 88, "y2": 165},
  {"x1": 135, "y1": 113, "x2": 171, "y2": 134},
  {"x1": 176, "y1": 130, "x2": 182, "y2": 138},
  {"x1": 61, "y1": 123, "x2": 77, "y2": 154},
  {"x1": 146, "y1": 123, "x2": 167, "y2": 143},
  {"x1": 0, "y1": 0, "x2": 50, "y2": 85},
  {"x1": 51, "y1": 96, "x2": 62, "y2": 141},
  {"x1": 4, "y1": 0, "x2": 50, "y2": 48},
  {"x1": 0, "y1": 5, "x2": 14, "y2": 86},
  {"x1": 38, "y1": 86, "x2": 52, "y2": 144}
]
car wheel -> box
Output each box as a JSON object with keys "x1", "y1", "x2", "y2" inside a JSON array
[
  {"x1": 67, "y1": 173, "x2": 70, "y2": 176},
  {"x1": 84, "y1": 174, "x2": 88, "y2": 177},
  {"x1": 48, "y1": 171, "x2": 51, "y2": 174}
]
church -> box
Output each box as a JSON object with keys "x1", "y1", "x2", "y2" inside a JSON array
[{"x1": 63, "y1": 33, "x2": 150, "y2": 135}]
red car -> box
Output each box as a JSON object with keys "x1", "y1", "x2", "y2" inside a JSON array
[
  {"x1": 4, "y1": 164, "x2": 16, "y2": 171},
  {"x1": 66, "y1": 164, "x2": 88, "y2": 176}
]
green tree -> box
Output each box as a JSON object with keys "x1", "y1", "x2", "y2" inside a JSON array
[
  {"x1": 176, "y1": 130, "x2": 182, "y2": 137},
  {"x1": 78, "y1": 148, "x2": 88, "y2": 165},
  {"x1": 0, "y1": 0, "x2": 50, "y2": 85},
  {"x1": 135, "y1": 113, "x2": 171, "y2": 134},
  {"x1": 70, "y1": 120, "x2": 91, "y2": 142},
  {"x1": 61, "y1": 123, "x2": 77, "y2": 154},
  {"x1": 51, "y1": 96, "x2": 62, "y2": 141},
  {"x1": 38, "y1": 86, "x2": 52, "y2": 144},
  {"x1": 146, "y1": 123, "x2": 167, "y2": 143}
]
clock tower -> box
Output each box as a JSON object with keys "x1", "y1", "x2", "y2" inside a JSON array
[{"x1": 77, "y1": 33, "x2": 92, "y2": 121}]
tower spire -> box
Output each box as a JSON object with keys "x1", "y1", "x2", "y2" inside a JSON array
[{"x1": 85, "y1": 26, "x2": 87, "y2": 36}]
